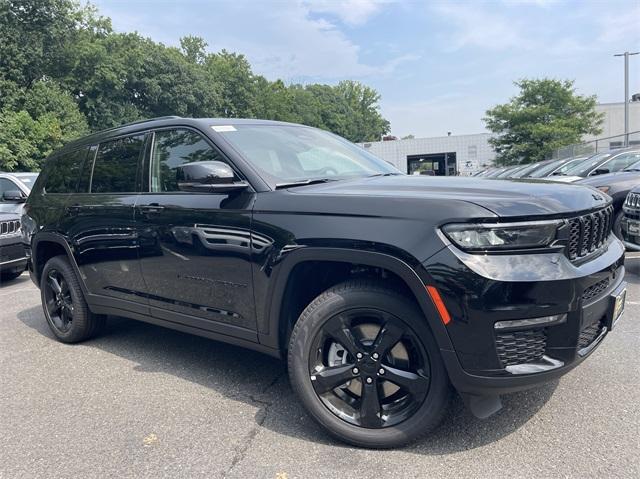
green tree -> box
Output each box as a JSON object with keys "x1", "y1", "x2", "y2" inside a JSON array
[
  {"x1": 484, "y1": 78, "x2": 603, "y2": 165},
  {"x1": 0, "y1": 80, "x2": 88, "y2": 171}
]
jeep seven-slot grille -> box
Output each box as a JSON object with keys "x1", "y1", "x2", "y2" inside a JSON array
[
  {"x1": 625, "y1": 192, "x2": 640, "y2": 209},
  {"x1": 495, "y1": 329, "x2": 547, "y2": 367},
  {"x1": 582, "y1": 277, "x2": 610, "y2": 302},
  {"x1": 578, "y1": 320, "x2": 605, "y2": 349},
  {"x1": 567, "y1": 206, "x2": 613, "y2": 260},
  {"x1": 0, "y1": 219, "x2": 20, "y2": 236}
]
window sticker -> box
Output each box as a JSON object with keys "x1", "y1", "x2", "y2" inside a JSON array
[{"x1": 211, "y1": 125, "x2": 237, "y2": 132}]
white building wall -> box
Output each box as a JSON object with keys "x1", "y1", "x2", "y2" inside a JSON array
[
  {"x1": 360, "y1": 133, "x2": 495, "y2": 175},
  {"x1": 583, "y1": 102, "x2": 640, "y2": 143}
]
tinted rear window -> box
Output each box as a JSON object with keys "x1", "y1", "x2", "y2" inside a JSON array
[
  {"x1": 91, "y1": 135, "x2": 145, "y2": 193},
  {"x1": 45, "y1": 147, "x2": 89, "y2": 193}
]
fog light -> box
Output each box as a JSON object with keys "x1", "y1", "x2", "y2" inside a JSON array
[{"x1": 494, "y1": 314, "x2": 567, "y2": 330}]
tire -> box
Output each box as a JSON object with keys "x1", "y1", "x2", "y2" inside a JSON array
[
  {"x1": 288, "y1": 280, "x2": 451, "y2": 448},
  {"x1": 613, "y1": 210, "x2": 623, "y2": 240},
  {"x1": 1, "y1": 269, "x2": 23, "y2": 282},
  {"x1": 40, "y1": 255, "x2": 105, "y2": 343}
]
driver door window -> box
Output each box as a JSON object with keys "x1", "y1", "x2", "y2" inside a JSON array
[{"x1": 150, "y1": 129, "x2": 231, "y2": 192}]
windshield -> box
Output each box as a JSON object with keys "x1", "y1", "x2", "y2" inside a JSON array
[
  {"x1": 562, "y1": 152, "x2": 611, "y2": 176},
  {"x1": 215, "y1": 124, "x2": 399, "y2": 187},
  {"x1": 12, "y1": 173, "x2": 39, "y2": 190},
  {"x1": 624, "y1": 160, "x2": 640, "y2": 171},
  {"x1": 529, "y1": 159, "x2": 564, "y2": 178}
]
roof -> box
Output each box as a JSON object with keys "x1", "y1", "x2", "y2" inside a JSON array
[{"x1": 56, "y1": 116, "x2": 306, "y2": 154}]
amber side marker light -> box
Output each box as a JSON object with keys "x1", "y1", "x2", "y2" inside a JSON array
[{"x1": 426, "y1": 286, "x2": 452, "y2": 325}]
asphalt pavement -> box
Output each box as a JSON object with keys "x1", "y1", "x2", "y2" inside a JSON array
[{"x1": 1, "y1": 257, "x2": 639, "y2": 478}]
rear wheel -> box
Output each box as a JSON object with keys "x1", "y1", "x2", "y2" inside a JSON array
[
  {"x1": 288, "y1": 280, "x2": 451, "y2": 448},
  {"x1": 41, "y1": 255, "x2": 105, "y2": 343}
]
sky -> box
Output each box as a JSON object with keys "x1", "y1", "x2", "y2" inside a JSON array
[{"x1": 93, "y1": 0, "x2": 640, "y2": 138}]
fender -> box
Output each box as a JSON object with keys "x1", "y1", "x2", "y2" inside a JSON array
[
  {"x1": 257, "y1": 247, "x2": 455, "y2": 354},
  {"x1": 30, "y1": 232, "x2": 88, "y2": 293}
]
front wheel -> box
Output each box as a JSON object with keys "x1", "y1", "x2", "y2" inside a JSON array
[{"x1": 288, "y1": 280, "x2": 451, "y2": 448}]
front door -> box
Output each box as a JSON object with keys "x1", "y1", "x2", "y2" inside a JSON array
[{"x1": 136, "y1": 128, "x2": 257, "y2": 340}]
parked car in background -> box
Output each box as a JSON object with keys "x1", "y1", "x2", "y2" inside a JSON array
[
  {"x1": 554, "y1": 149, "x2": 640, "y2": 183},
  {"x1": 621, "y1": 186, "x2": 640, "y2": 251},
  {"x1": 22, "y1": 116, "x2": 627, "y2": 448},
  {"x1": 495, "y1": 164, "x2": 527, "y2": 178},
  {"x1": 527, "y1": 156, "x2": 589, "y2": 179},
  {"x1": 0, "y1": 172, "x2": 38, "y2": 214},
  {"x1": 0, "y1": 212, "x2": 27, "y2": 282},
  {"x1": 483, "y1": 167, "x2": 510, "y2": 178},
  {"x1": 510, "y1": 160, "x2": 555, "y2": 178},
  {"x1": 577, "y1": 160, "x2": 640, "y2": 240}
]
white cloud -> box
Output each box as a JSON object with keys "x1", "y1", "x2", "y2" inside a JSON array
[
  {"x1": 431, "y1": 3, "x2": 529, "y2": 51},
  {"x1": 303, "y1": 0, "x2": 390, "y2": 26},
  {"x1": 597, "y1": 5, "x2": 640, "y2": 45},
  {"x1": 212, "y1": 1, "x2": 417, "y2": 80}
]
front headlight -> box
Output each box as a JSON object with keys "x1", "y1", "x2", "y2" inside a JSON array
[
  {"x1": 596, "y1": 186, "x2": 610, "y2": 194},
  {"x1": 441, "y1": 220, "x2": 561, "y2": 251}
]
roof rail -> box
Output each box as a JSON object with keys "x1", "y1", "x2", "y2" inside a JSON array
[{"x1": 90, "y1": 116, "x2": 183, "y2": 136}]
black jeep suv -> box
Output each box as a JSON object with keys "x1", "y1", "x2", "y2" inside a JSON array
[{"x1": 22, "y1": 117, "x2": 627, "y2": 448}]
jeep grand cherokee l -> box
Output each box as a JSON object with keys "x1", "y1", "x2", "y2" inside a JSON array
[{"x1": 22, "y1": 117, "x2": 627, "y2": 448}]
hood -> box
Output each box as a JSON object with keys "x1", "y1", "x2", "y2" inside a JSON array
[
  {"x1": 289, "y1": 175, "x2": 610, "y2": 218},
  {"x1": 576, "y1": 170, "x2": 640, "y2": 187}
]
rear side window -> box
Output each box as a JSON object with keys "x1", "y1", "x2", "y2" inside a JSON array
[
  {"x1": 91, "y1": 135, "x2": 145, "y2": 193},
  {"x1": 45, "y1": 147, "x2": 89, "y2": 193}
]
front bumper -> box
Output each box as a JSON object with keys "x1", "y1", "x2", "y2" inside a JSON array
[
  {"x1": 423, "y1": 235, "x2": 626, "y2": 396},
  {"x1": 0, "y1": 237, "x2": 27, "y2": 274},
  {"x1": 620, "y1": 210, "x2": 640, "y2": 251}
]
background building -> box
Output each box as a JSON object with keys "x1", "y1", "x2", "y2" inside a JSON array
[
  {"x1": 582, "y1": 101, "x2": 640, "y2": 147},
  {"x1": 361, "y1": 100, "x2": 640, "y2": 175},
  {"x1": 359, "y1": 133, "x2": 494, "y2": 176}
]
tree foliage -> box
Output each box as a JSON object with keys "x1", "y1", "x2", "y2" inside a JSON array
[
  {"x1": 484, "y1": 79, "x2": 603, "y2": 165},
  {"x1": 0, "y1": 0, "x2": 390, "y2": 171}
]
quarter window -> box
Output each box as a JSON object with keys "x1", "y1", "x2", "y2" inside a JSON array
[
  {"x1": 91, "y1": 135, "x2": 145, "y2": 193},
  {"x1": 45, "y1": 147, "x2": 89, "y2": 194},
  {"x1": 150, "y1": 129, "x2": 230, "y2": 193}
]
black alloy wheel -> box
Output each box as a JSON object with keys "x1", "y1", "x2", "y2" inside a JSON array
[
  {"x1": 309, "y1": 309, "x2": 431, "y2": 429},
  {"x1": 288, "y1": 280, "x2": 451, "y2": 448},
  {"x1": 43, "y1": 269, "x2": 75, "y2": 334},
  {"x1": 40, "y1": 255, "x2": 105, "y2": 343}
]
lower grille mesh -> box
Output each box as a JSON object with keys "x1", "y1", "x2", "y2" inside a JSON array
[
  {"x1": 578, "y1": 320, "x2": 604, "y2": 349},
  {"x1": 582, "y1": 278, "x2": 610, "y2": 302},
  {"x1": 495, "y1": 329, "x2": 547, "y2": 367}
]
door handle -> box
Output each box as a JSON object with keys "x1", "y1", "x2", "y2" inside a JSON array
[
  {"x1": 138, "y1": 204, "x2": 165, "y2": 214},
  {"x1": 66, "y1": 204, "x2": 81, "y2": 216}
]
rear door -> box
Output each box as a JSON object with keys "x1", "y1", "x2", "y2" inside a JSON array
[
  {"x1": 136, "y1": 127, "x2": 257, "y2": 339},
  {"x1": 60, "y1": 134, "x2": 149, "y2": 312}
]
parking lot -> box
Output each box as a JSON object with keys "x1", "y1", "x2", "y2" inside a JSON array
[{"x1": 1, "y1": 258, "x2": 639, "y2": 479}]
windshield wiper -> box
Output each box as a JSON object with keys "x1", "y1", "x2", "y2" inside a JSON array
[
  {"x1": 275, "y1": 178, "x2": 336, "y2": 189},
  {"x1": 367, "y1": 172, "x2": 402, "y2": 178}
]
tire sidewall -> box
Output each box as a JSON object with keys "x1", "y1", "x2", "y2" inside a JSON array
[
  {"x1": 41, "y1": 256, "x2": 88, "y2": 342},
  {"x1": 288, "y1": 284, "x2": 450, "y2": 448}
]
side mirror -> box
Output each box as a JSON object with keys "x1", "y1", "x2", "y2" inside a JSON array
[
  {"x1": 176, "y1": 161, "x2": 249, "y2": 193},
  {"x1": 2, "y1": 190, "x2": 26, "y2": 203},
  {"x1": 592, "y1": 168, "x2": 609, "y2": 176}
]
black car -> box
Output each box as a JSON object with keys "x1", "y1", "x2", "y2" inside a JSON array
[
  {"x1": 577, "y1": 160, "x2": 640, "y2": 239},
  {"x1": 22, "y1": 117, "x2": 627, "y2": 448},
  {"x1": 0, "y1": 212, "x2": 27, "y2": 282},
  {"x1": 621, "y1": 186, "x2": 640, "y2": 251}
]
